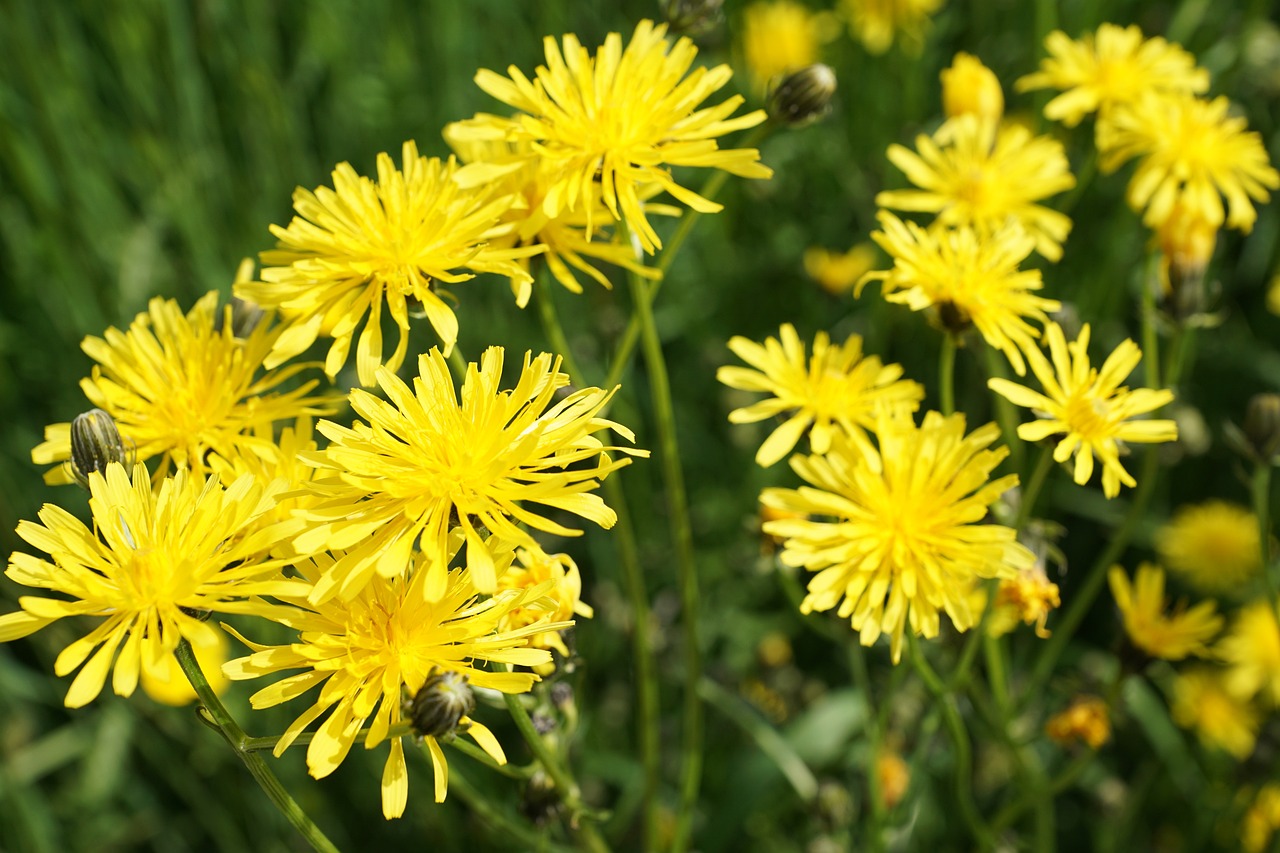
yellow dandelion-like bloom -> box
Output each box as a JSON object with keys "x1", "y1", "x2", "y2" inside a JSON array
[
  {"x1": 444, "y1": 129, "x2": 667, "y2": 307},
  {"x1": 1016, "y1": 24, "x2": 1209, "y2": 127},
  {"x1": 1170, "y1": 668, "x2": 1259, "y2": 760},
  {"x1": 225, "y1": 552, "x2": 566, "y2": 819},
  {"x1": 1096, "y1": 93, "x2": 1280, "y2": 233},
  {"x1": 761, "y1": 410, "x2": 1034, "y2": 663},
  {"x1": 1108, "y1": 563, "x2": 1222, "y2": 660},
  {"x1": 140, "y1": 629, "x2": 231, "y2": 707},
  {"x1": 1243, "y1": 784, "x2": 1280, "y2": 853},
  {"x1": 940, "y1": 52, "x2": 1004, "y2": 121},
  {"x1": 0, "y1": 463, "x2": 297, "y2": 708},
  {"x1": 496, "y1": 547, "x2": 594, "y2": 672},
  {"x1": 875, "y1": 750, "x2": 910, "y2": 809},
  {"x1": 32, "y1": 291, "x2": 341, "y2": 485},
  {"x1": 1045, "y1": 695, "x2": 1110, "y2": 749},
  {"x1": 716, "y1": 323, "x2": 925, "y2": 468},
  {"x1": 859, "y1": 212, "x2": 1060, "y2": 375},
  {"x1": 741, "y1": 1, "x2": 835, "y2": 91},
  {"x1": 993, "y1": 563, "x2": 1061, "y2": 638},
  {"x1": 239, "y1": 141, "x2": 540, "y2": 386},
  {"x1": 1218, "y1": 601, "x2": 1280, "y2": 707},
  {"x1": 877, "y1": 114, "x2": 1076, "y2": 261},
  {"x1": 840, "y1": 0, "x2": 944, "y2": 56},
  {"x1": 803, "y1": 243, "x2": 879, "y2": 296},
  {"x1": 1155, "y1": 500, "x2": 1261, "y2": 593},
  {"x1": 988, "y1": 322, "x2": 1177, "y2": 498},
  {"x1": 451, "y1": 19, "x2": 772, "y2": 255},
  {"x1": 293, "y1": 347, "x2": 643, "y2": 604}
]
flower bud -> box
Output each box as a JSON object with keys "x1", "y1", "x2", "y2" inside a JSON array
[
  {"x1": 70, "y1": 409, "x2": 130, "y2": 488},
  {"x1": 408, "y1": 669, "x2": 475, "y2": 739},
  {"x1": 767, "y1": 63, "x2": 837, "y2": 126},
  {"x1": 1245, "y1": 393, "x2": 1280, "y2": 464},
  {"x1": 940, "y1": 52, "x2": 1004, "y2": 121},
  {"x1": 660, "y1": 0, "x2": 725, "y2": 38},
  {"x1": 1157, "y1": 201, "x2": 1218, "y2": 322},
  {"x1": 212, "y1": 295, "x2": 265, "y2": 339}
]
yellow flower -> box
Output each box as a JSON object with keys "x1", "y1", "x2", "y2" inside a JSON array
[
  {"x1": 1016, "y1": 24, "x2": 1209, "y2": 127},
  {"x1": 32, "y1": 290, "x2": 341, "y2": 484},
  {"x1": 224, "y1": 552, "x2": 566, "y2": 819},
  {"x1": 293, "y1": 347, "x2": 643, "y2": 604},
  {"x1": 988, "y1": 322, "x2": 1177, "y2": 498},
  {"x1": 1243, "y1": 784, "x2": 1280, "y2": 853},
  {"x1": 840, "y1": 0, "x2": 944, "y2": 56},
  {"x1": 240, "y1": 141, "x2": 540, "y2": 385},
  {"x1": 1170, "y1": 668, "x2": 1259, "y2": 760},
  {"x1": 1219, "y1": 601, "x2": 1280, "y2": 707},
  {"x1": 741, "y1": 1, "x2": 835, "y2": 91},
  {"x1": 761, "y1": 410, "x2": 1033, "y2": 663},
  {"x1": 1097, "y1": 93, "x2": 1280, "y2": 233},
  {"x1": 716, "y1": 323, "x2": 925, "y2": 467},
  {"x1": 860, "y1": 213, "x2": 1060, "y2": 375},
  {"x1": 994, "y1": 564, "x2": 1061, "y2": 638},
  {"x1": 804, "y1": 243, "x2": 878, "y2": 295},
  {"x1": 876, "y1": 114, "x2": 1076, "y2": 261},
  {"x1": 875, "y1": 750, "x2": 910, "y2": 809},
  {"x1": 1108, "y1": 563, "x2": 1222, "y2": 660},
  {"x1": 940, "y1": 52, "x2": 1004, "y2": 121},
  {"x1": 452, "y1": 19, "x2": 772, "y2": 255},
  {"x1": 496, "y1": 547, "x2": 594, "y2": 672},
  {"x1": 1155, "y1": 500, "x2": 1261, "y2": 593},
  {"x1": 1267, "y1": 273, "x2": 1280, "y2": 317},
  {"x1": 0, "y1": 463, "x2": 297, "y2": 708},
  {"x1": 1045, "y1": 695, "x2": 1110, "y2": 749},
  {"x1": 141, "y1": 629, "x2": 231, "y2": 707}
]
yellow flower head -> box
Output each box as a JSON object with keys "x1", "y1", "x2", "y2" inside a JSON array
[
  {"x1": 140, "y1": 629, "x2": 231, "y2": 707},
  {"x1": 716, "y1": 323, "x2": 925, "y2": 467},
  {"x1": 497, "y1": 547, "x2": 594, "y2": 669},
  {"x1": 1170, "y1": 668, "x2": 1259, "y2": 760},
  {"x1": 876, "y1": 114, "x2": 1076, "y2": 261},
  {"x1": 994, "y1": 563, "x2": 1061, "y2": 638},
  {"x1": 1017, "y1": 24, "x2": 1209, "y2": 127},
  {"x1": 0, "y1": 463, "x2": 296, "y2": 708},
  {"x1": 988, "y1": 322, "x2": 1177, "y2": 498},
  {"x1": 840, "y1": 0, "x2": 944, "y2": 56},
  {"x1": 32, "y1": 290, "x2": 341, "y2": 484},
  {"x1": 1155, "y1": 500, "x2": 1261, "y2": 593},
  {"x1": 293, "y1": 347, "x2": 643, "y2": 605},
  {"x1": 875, "y1": 750, "x2": 910, "y2": 809},
  {"x1": 225, "y1": 553, "x2": 567, "y2": 819},
  {"x1": 761, "y1": 410, "x2": 1033, "y2": 663},
  {"x1": 452, "y1": 20, "x2": 772, "y2": 255},
  {"x1": 1218, "y1": 601, "x2": 1280, "y2": 707},
  {"x1": 1045, "y1": 695, "x2": 1110, "y2": 749},
  {"x1": 1097, "y1": 93, "x2": 1280, "y2": 233},
  {"x1": 804, "y1": 243, "x2": 879, "y2": 296},
  {"x1": 1108, "y1": 563, "x2": 1222, "y2": 660},
  {"x1": 860, "y1": 212, "x2": 1060, "y2": 375},
  {"x1": 940, "y1": 52, "x2": 1004, "y2": 121},
  {"x1": 741, "y1": 1, "x2": 834, "y2": 91},
  {"x1": 1243, "y1": 784, "x2": 1280, "y2": 853},
  {"x1": 240, "y1": 141, "x2": 540, "y2": 385}
]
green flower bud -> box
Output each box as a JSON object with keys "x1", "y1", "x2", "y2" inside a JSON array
[
  {"x1": 408, "y1": 669, "x2": 475, "y2": 739},
  {"x1": 768, "y1": 64, "x2": 837, "y2": 127},
  {"x1": 659, "y1": 0, "x2": 725, "y2": 38},
  {"x1": 70, "y1": 409, "x2": 131, "y2": 489},
  {"x1": 1245, "y1": 392, "x2": 1280, "y2": 464},
  {"x1": 212, "y1": 296, "x2": 265, "y2": 339}
]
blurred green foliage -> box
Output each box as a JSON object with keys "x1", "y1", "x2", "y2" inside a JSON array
[{"x1": 2, "y1": 1, "x2": 1279, "y2": 851}]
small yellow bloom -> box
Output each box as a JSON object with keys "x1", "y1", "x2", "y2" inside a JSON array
[
  {"x1": 1243, "y1": 784, "x2": 1280, "y2": 853},
  {"x1": 1218, "y1": 601, "x2": 1280, "y2": 707},
  {"x1": 804, "y1": 243, "x2": 878, "y2": 296},
  {"x1": 1108, "y1": 563, "x2": 1222, "y2": 660},
  {"x1": 988, "y1": 322, "x2": 1177, "y2": 498},
  {"x1": 741, "y1": 1, "x2": 836, "y2": 91},
  {"x1": 1017, "y1": 24, "x2": 1209, "y2": 127},
  {"x1": 840, "y1": 0, "x2": 944, "y2": 56},
  {"x1": 717, "y1": 323, "x2": 924, "y2": 467},
  {"x1": 1266, "y1": 273, "x2": 1280, "y2": 316},
  {"x1": 994, "y1": 564, "x2": 1061, "y2": 638},
  {"x1": 1155, "y1": 500, "x2": 1261, "y2": 593},
  {"x1": 141, "y1": 630, "x2": 231, "y2": 707},
  {"x1": 875, "y1": 750, "x2": 910, "y2": 809},
  {"x1": 941, "y1": 52, "x2": 1004, "y2": 121},
  {"x1": 1155, "y1": 198, "x2": 1218, "y2": 315},
  {"x1": 496, "y1": 547, "x2": 593, "y2": 672},
  {"x1": 1045, "y1": 695, "x2": 1110, "y2": 749},
  {"x1": 1170, "y1": 668, "x2": 1259, "y2": 760},
  {"x1": 876, "y1": 114, "x2": 1075, "y2": 261}
]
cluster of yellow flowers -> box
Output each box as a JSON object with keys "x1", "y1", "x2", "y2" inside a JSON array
[{"x1": 1, "y1": 18, "x2": 771, "y2": 821}]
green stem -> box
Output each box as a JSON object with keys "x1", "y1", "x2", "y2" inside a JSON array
[
  {"x1": 240, "y1": 721, "x2": 410, "y2": 753},
  {"x1": 175, "y1": 639, "x2": 340, "y2": 853},
  {"x1": 991, "y1": 748, "x2": 1092, "y2": 832},
  {"x1": 535, "y1": 275, "x2": 587, "y2": 384},
  {"x1": 627, "y1": 250, "x2": 703, "y2": 853},
  {"x1": 447, "y1": 762, "x2": 577, "y2": 853},
  {"x1": 1141, "y1": 253, "x2": 1161, "y2": 390},
  {"x1": 984, "y1": 345, "x2": 1025, "y2": 473},
  {"x1": 1016, "y1": 446, "x2": 1056, "y2": 531},
  {"x1": 950, "y1": 579, "x2": 997, "y2": 690},
  {"x1": 1252, "y1": 464, "x2": 1280, "y2": 615},
  {"x1": 848, "y1": 641, "x2": 886, "y2": 853},
  {"x1": 939, "y1": 333, "x2": 957, "y2": 416}
]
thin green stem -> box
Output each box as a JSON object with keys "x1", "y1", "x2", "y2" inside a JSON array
[
  {"x1": 1141, "y1": 253, "x2": 1161, "y2": 390},
  {"x1": 983, "y1": 633, "x2": 1010, "y2": 718},
  {"x1": 1252, "y1": 465, "x2": 1280, "y2": 615},
  {"x1": 446, "y1": 342, "x2": 469, "y2": 382},
  {"x1": 627, "y1": 249, "x2": 703, "y2": 853},
  {"x1": 535, "y1": 276, "x2": 587, "y2": 384},
  {"x1": 984, "y1": 345, "x2": 1025, "y2": 473},
  {"x1": 240, "y1": 722, "x2": 410, "y2": 753},
  {"x1": 848, "y1": 641, "x2": 886, "y2": 853},
  {"x1": 1016, "y1": 446, "x2": 1056, "y2": 531},
  {"x1": 950, "y1": 581, "x2": 996, "y2": 690},
  {"x1": 447, "y1": 761, "x2": 577, "y2": 853},
  {"x1": 175, "y1": 639, "x2": 340, "y2": 853},
  {"x1": 939, "y1": 333, "x2": 957, "y2": 416},
  {"x1": 698, "y1": 678, "x2": 818, "y2": 803},
  {"x1": 991, "y1": 748, "x2": 1093, "y2": 832}
]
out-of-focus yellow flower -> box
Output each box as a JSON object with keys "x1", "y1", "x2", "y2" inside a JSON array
[
  {"x1": 1156, "y1": 197, "x2": 1218, "y2": 317},
  {"x1": 995, "y1": 564, "x2": 1061, "y2": 638},
  {"x1": 756, "y1": 631, "x2": 794, "y2": 668},
  {"x1": 1155, "y1": 500, "x2": 1261, "y2": 593},
  {"x1": 1097, "y1": 93, "x2": 1280, "y2": 234},
  {"x1": 1017, "y1": 24, "x2": 1209, "y2": 127},
  {"x1": 1267, "y1": 273, "x2": 1280, "y2": 316},
  {"x1": 1108, "y1": 563, "x2": 1222, "y2": 660},
  {"x1": 804, "y1": 243, "x2": 878, "y2": 296},
  {"x1": 1243, "y1": 784, "x2": 1280, "y2": 853},
  {"x1": 141, "y1": 630, "x2": 231, "y2": 707},
  {"x1": 988, "y1": 322, "x2": 1177, "y2": 498},
  {"x1": 860, "y1": 212, "x2": 1059, "y2": 375},
  {"x1": 876, "y1": 114, "x2": 1075, "y2": 261},
  {"x1": 840, "y1": 0, "x2": 944, "y2": 56},
  {"x1": 762, "y1": 410, "x2": 1033, "y2": 663},
  {"x1": 1219, "y1": 601, "x2": 1280, "y2": 707},
  {"x1": 717, "y1": 323, "x2": 924, "y2": 467},
  {"x1": 876, "y1": 750, "x2": 910, "y2": 809},
  {"x1": 1045, "y1": 695, "x2": 1110, "y2": 749},
  {"x1": 1170, "y1": 668, "x2": 1259, "y2": 760},
  {"x1": 496, "y1": 547, "x2": 592, "y2": 672},
  {"x1": 941, "y1": 52, "x2": 1004, "y2": 121},
  {"x1": 741, "y1": 1, "x2": 837, "y2": 91}
]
